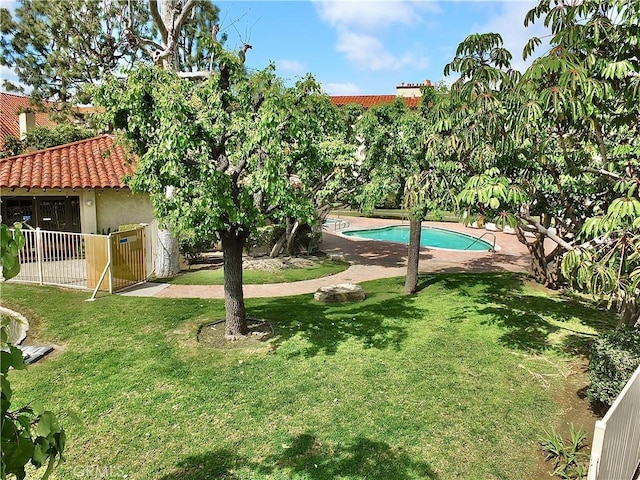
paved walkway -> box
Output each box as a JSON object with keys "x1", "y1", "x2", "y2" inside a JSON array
[{"x1": 120, "y1": 217, "x2": 531, "y2": 299}]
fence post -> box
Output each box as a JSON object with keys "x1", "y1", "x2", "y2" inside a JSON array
[
  {"x1": 35, "y1": 227, "x2": 44, "y2": 285},
  {"x1": 107, "y1": 233, "x2": 114, "y2": 294},
  {"x1": 588, "y1": 421, "x2": 606, "y2": 480}
]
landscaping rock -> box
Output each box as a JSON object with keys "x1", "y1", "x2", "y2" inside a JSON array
[{"x1": 314, "y1": 283, "x2": 365, "y2": 303}]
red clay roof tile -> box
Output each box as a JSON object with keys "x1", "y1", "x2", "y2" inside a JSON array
[
  {"x1": 330, "y1": 95, "x2": 421, "y2": 109},
  {"x1": 0, "y1": 135, "x2": 134, "y2": 189},
  {"x1": 0, "y1": 93, "x2": 59, "y2": 147},
  {"x1": 1, "y1": 92, "x2": 97, "y2": 150}
]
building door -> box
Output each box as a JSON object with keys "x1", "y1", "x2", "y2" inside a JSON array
[{"x1": 1, "y1": 196, "x2": 81, "y2": 232}]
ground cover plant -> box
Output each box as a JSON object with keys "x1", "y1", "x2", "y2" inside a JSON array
[
  {"x1": 1, "y1": 273, "x2": 616, "y2": 479},
  {"x1": 167, "y1": 258, "x2": 350, "y2": 286}
]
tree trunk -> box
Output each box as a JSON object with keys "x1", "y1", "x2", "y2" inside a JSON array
[
  {"x1": 269, "y1": 233, "x2": 287, "y2": 258},
  {"x1": 404, "y1": 219, "x2": 422, "y2": 294},
  {"x1": 285, "y1": 220, "x2": 301, "y2": 256},
  {"x1": 527, "y1": 236, "x2": 549, "y2": 285},
  {"x1": 220, "y1": 229, "x2": 248, "y2": 339},
  {"x1": 618, "y1": 295, "x2": 640, "y2": 327},
  {"x1": 152, "y1": 2, "x2": 180, "y2": 278},
  {"x1": 155, "y1": 228, "x2": 180, "y2": 278}
]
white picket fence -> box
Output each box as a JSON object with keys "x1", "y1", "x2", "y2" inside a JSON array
[{"x1": 588, "y1": 364, "x2": 640, "y2": 480}]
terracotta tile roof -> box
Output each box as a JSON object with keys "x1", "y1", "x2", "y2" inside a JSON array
[
  {"x1": 0, "y1": 92, "x2": 59, "y2": 143},
  {"x1": 0, "y1": 135, "x2": 134, "y2": 189},
  {"x1": 330, "y1": 95, "x2": 421, "y2": 109},
  {"x1": 0, "y1": 92, "x2": 97, "y2": 150}
]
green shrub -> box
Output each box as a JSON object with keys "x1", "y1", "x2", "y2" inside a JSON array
[
  {"x1": 245, "y1": 225, "x2": 285, "y2": 251},
  {"x1": 587, "y1": 327, "x2": 640, "y2": 406},
  {"x1": 118, "y1": 223, "x2": 142, "y2": 232},
  {"x1": 179, "y1": 232, "x2": 217, "y2": 265}
]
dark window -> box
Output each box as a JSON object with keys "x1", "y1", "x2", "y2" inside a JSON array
[{"x1": 1, "y1": 196, "x2": 81, "y2": 232}]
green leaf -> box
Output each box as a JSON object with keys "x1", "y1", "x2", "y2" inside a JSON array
[{"x1": 36, "y1": 411, "x2": 57, "y2": 437}]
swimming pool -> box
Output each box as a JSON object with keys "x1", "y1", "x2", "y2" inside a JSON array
[{"x1": 342, "y1": 225, "x2": 494, "y2": 251}]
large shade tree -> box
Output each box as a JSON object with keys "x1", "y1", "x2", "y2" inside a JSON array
[
  {"x1": 356, "y1": 93, "x2": 459, "y2": 293},
  {"x1": 440, "y1": 0, "x2": 639, "y2": 325},
  {"x1": 95, "y1": 40, "x2": 341, "y2": 338}
]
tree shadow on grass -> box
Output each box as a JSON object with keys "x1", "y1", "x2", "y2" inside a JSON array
[
  {"x1": 417, "y1": 273, "x2": 617, "y2": 354},
  {"x1": 246, "y1": 278, "x2": 423, "y2": 358},
  {"x1": 158, "y1": 434, "x2": 438, "y2": 480}
]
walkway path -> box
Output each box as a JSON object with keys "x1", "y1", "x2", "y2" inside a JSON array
[{"x1": 120, "y1": 217, "x2": 531, "y2": 299}]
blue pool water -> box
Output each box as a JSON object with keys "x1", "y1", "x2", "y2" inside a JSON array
[{"x1": 342, "y1": 226, "x2": 493, "y2": 251}]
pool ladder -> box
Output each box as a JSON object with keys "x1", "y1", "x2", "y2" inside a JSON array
[{"x1": 464, "y1": 231, "x2": 497, "y2": 252}]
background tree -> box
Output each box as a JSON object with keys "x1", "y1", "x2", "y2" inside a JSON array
[
  {"x1": 1, "y1": 124, "x2": 96, "y2": 158},
  {"x1": 0, "y1": 0, "x2": 222, "y2": 106},
  {"x1": 356, "y1": 94, "x2": 458, "y2": 293},
  {"x1": 95, "y1": 37, "x2": 340, "y2": 338},
  {"x1": 266, "y1": 98, "x2": 359, "y2": 258}
]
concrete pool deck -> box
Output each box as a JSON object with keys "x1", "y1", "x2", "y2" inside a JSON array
[{"x1": 123, "y1": 217, "x2": 531, "y2": 299}]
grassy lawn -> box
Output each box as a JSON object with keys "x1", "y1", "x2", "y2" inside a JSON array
[
  {"x1": 167, "y1": 259, "x2": 350, "y2": 285},
  {"x1": 329, "y1": 208, "x2": 461, "y2": 222},
  {"x1": 1, "y1": 274, "x2": 616, "y2": 479}
]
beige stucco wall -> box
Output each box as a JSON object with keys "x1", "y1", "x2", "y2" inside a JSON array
[
  {"x1": 1, "y1": 187, "x2": 154, "y2": 234},
  {"x1": 95, "y1": 189, "x2": 154, "y2": 234}
]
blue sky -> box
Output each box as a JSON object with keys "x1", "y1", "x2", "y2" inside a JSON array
[
  {"x1": 1, "y1": 0, "x2": 550, "y2": 96},
  {"x1": 222, "y1": 0, "x2": 549, "y2": 94}
]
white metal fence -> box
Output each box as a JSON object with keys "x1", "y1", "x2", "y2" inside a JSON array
[
  {"x1": 588, "y1": 364, "x2": 640, "y2": 480},
  {"x1": 7, "y1": 225, "x2": 155, "y2": 293},
  {"x1": 12, "y1": 228, "x2": 98, "y2": 289}
]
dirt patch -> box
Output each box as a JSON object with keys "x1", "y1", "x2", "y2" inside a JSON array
[
  {"x1": 533, "y1": 358, "x2": 600, "y2": 479},
  {"x1": 197, "y1": 318, "x2": 274, "y2": 350},
  {"x1": 242, "y1": 256, "x2": 319, "y2": 271},
  {"x1": 184, "y1": 254, "x2": 328, "y2": 272}
]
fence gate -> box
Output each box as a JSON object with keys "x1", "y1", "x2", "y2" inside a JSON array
[{"x1": 110, "y1": 228, "x2": 146, "y2": 292}]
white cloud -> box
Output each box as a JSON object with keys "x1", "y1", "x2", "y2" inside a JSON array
[
  {"x1": 314, "y1": 1, "x2": 439, "y2": 31},
  {"x1": 473, "y1": 0, "x2": 551, "y2": 72},
  {"x1": 322, "y1": 82, "x2": 362, "y2": 95},
  {"x1": 276, "y1": 59, "x2": 307, "y2": 75},
  {"x1": 337, "y1": 31, "x2": 428, "y2": 71},
  {"x1": 315, "y1": 1, "x2": 434, "y2": 72}
]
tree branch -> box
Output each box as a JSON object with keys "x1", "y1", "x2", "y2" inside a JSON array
[
  {"x1": 176, "y1": 71, "x2": 211, "y2": 79},
  {"x1": 149, "y1": 0, "x2": 168, "y2": 44},
  {"x1": 522, "y1": 214, "x2": 575, "y2": 251},
  {"x1": 581, "y1": 166, "x2": 622, "y2": 181},
  {"x1": 174, "y1": 0, "x2": 199, "y2": 34}
]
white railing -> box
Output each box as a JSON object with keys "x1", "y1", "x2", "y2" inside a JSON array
[
  {"x1": 588, "y1": 364, "x2": 640, "y2": 480},
  {"x1": 12, "y1": 228, "x2": 99, "y2": 289},
  {"x1": 324, "y1": 218, "x2": 351, "y2": 231}
]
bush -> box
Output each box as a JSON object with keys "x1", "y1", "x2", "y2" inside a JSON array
[
  {"x1": 245, "y1": 225, "x2": 285, "y2": 252},
  {"x1": 587, "y1": 327, "x2": 640, "y2": 406},
  {"x1": 179, "y1": 232, "x2": 218, "y2": 265}
]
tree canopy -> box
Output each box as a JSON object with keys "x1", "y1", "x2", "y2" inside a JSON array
[
  {"x1": 437, "y1": 0, "x2": 639, "y2": 325},
  {"x1": 0, "y1": 0, "x2": 222, "y2": 106},
  {"x1": 95, "y1": 41, "x2": 341, "y2": 337}
]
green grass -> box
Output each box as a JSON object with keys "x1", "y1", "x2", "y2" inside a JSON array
[
  {"x1": 166, "y1": 259, "x2": 350, "y2": 285},
  {"x1": 1, "y1": 274, "x2": 617, "y2": 480}
]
